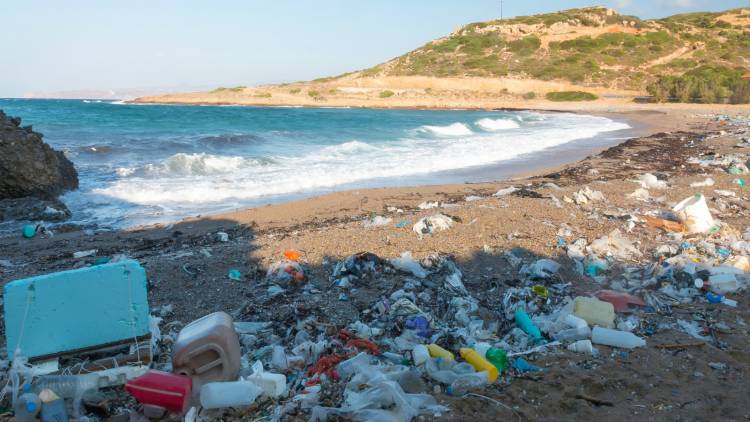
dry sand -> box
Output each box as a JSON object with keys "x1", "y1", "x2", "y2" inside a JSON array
[{"x1": 1, "y1": 105, "x2": 749, "y2": 420}]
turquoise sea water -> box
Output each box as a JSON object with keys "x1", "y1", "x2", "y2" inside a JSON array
[{"x1": 0, "y1": 98, "x2": 631, "y2": 229}]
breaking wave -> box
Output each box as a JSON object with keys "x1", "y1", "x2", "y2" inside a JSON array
[
  {"x1": 417, "y1": 123, "x2": 473, "y2": 137},
  {"x1": 475, "y1": 118, "x2": 520, "y2": 131}
]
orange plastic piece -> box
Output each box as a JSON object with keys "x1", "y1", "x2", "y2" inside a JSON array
[{"x1": 284, "y1": 249, "x2": 302, "y2": 261}]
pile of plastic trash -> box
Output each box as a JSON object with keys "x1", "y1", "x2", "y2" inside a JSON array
[{"x1": 2, "y1": 152, "x2": 750, "y2": 421}]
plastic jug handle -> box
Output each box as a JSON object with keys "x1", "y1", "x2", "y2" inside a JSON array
[{"x1": 186, "y1": 344, "x2": 228, "y2": 375}]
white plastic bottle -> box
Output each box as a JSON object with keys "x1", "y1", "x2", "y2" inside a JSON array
[
  {"x1": 200, "y1": 381, "x2": 261, "y2": 409},
  {"x1": 591, "y1": 327, "x2": 646, "y2": 349},
  {"x1": 567, "y1": 339, "x2": 594, "y2": 354},
  {"x1": 554, "y1": 325, "x2": 591, "y2": 342}
]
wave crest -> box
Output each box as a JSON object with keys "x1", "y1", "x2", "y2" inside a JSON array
[
  {"x1": 475, "y1": 118, "x2": 520, "y2": 131},
  {"x1": 418, "y1": 123, "x2": 473, "y2": 137}
]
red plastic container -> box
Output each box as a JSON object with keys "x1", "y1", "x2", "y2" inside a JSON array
[{"x1": 125, "y1": 370, "x2": 192, "y2": 414}]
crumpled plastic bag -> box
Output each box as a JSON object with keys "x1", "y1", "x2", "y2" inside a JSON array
[
  {"x1": 390, "y1": 252, "x2": 428, "y2": 278},
  {"x1": 589, "y1": 229, "x2": 642, "y2": 260},
  {"x1": 413, "y1": 214, "x2": 454, "y2": 236},
  {"x1": 637, "y1": 173, "x2": 667, "y2": 189},
  {"x1": 520, "y1": 259, "x2": 561, "y2": 279},
  {"x1": 570, "y1": 186, "x2": 605, "y2": 205},
  {"x1": 310, "y1": 353, "x2": 447, "y2": 422}
]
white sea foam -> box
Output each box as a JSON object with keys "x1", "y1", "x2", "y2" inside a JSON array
[
  {"x1": 417, "y1": 123, "x2": 473, "y2": 137},
  {"x1": 475, "y1": 118, "x2": 520, "y2": 131},
  {"x1": 95, "y1": 113, "x2": 629, "y2": 208},
  {"x1": 120, "y1": 153, "x2": 260, "y2": 177}
]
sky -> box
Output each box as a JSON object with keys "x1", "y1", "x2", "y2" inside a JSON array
[{"x1": 2, "y1": 0, "x2": 747, "y2": 97}]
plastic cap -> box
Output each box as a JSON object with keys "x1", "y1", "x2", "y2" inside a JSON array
[
  {"x1": 22, "y1": 383, "x2": 31, "y2": 393},
  {"x1": 26, "y1": 401, "x2": 37, "y2": 413}
]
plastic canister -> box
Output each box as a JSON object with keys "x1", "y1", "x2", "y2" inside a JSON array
[
  {"x1": 672, "y1": 194, "x2": 715, "y2": 234},
  {"x1": 124, "y1": 370, "x2": 192, "y2": 414},
  {"x1": 246, "y1": 361, "x2": 287, "y2": 398},
  {"x1": 172, "y1": 312, "x2": 241, "y2": 398},
  {"x1": 459, "y1": 348, "x2": 498, "y2": 382},
  {"x1": 427, "y1": 344, "x2": 454, "y2": 360},
  {"x1": 573, "y1": 297, "x2": 615, "y2": 328}
]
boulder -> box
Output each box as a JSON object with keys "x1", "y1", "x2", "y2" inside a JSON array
[{"x1": 0, "y1": 110, "x2": 78, "y2": 200}]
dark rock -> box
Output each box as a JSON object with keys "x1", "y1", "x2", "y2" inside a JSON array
[
  {"x1": 0, "y1": 197, "x2": 72, "y2": 222},
  {"x1": 0, "y1": 110, "x2": 78, "y2": 200}
]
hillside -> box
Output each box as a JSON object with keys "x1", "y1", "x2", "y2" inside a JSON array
[{"x1": 133, "y1": 6, "x2": 750, "y2": 107}]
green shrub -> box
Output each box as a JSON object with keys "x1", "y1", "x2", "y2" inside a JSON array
[
  {"x1": 308, "y1": 90, "x2": 321, "y2": 98},
  {"x1": 508, "y1": 36, "x2": 541, "y2": 55},
  {"x1": 730, "y1": 79, "x2": 750, "y2": 104},
  {"x1": 647, "y1": 65, "x2": 743, "y2": 103},
  {"x1": 210, "y1": 86, "x2": 246, "y2": 93},
  {"x1": 289, "y1": 88, "x2": 301, "y2": 94},
  {"x1": 379, "y1": 90, "x2": 395, "y2": 98},
  {"x1": 545, "y1": 91, "x2": 598, "y2": 101},
  {"x1": 254, "y1": 92, "x2": 271, "y2": 98},
  {"x1": 523, "y1": 91, "x2": 536, "y2": 99}
]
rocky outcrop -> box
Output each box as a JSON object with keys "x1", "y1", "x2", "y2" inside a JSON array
[
  {"x1": 0, "y1": 110, "x2": 78, "y2": 200},
  {"x1": 0, "y1": 110, "x2": 78, "y2": 222}
]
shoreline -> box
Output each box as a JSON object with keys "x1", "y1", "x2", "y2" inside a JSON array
[{"x1": 115, "y1": 106, "x2": 682, "y2": 233}]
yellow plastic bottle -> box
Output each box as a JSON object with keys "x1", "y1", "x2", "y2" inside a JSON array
[
  {"x1": 459, "y1": 348, "x2": 498, "y2": 382},
  {"x1": 427, "y1": 344, "x2": 454, "y2": 361}
]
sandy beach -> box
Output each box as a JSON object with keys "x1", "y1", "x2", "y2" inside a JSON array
[{"x1": 2, "y1": 104, "x2": 749, "y2": 420}]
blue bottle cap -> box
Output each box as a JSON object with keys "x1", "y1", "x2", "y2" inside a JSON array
[
  {"x1": 22, "y1": 383, "x2": 31, "y2": 393},
  {"x1": 26, "y1": 401, "x2": 37, "y2": 413}
]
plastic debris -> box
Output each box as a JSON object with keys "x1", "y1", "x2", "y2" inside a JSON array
[
  {"x1": 413, "y1": 213, "x2": 454, "y2": 235},
  {"x1": 364, "y1": 215, "x2": 393, "y2": 227},
  {"x1": 637, "y1": 173, "x2": 667, "y2": 189},
  {"x1": 690, "y1": 178, "x2": 715, "y2": 187},
  {"x1": 571, "y1": 186, "x2": 605, "y2": 205},
  {"x1": 673, "y1": 194, "x2": 716, "y2": 234},
  {"x1": 21, "y1": 224, "x2": 36, "y2": 239},
  {"x1": 390, "y1": 252, "x2": 428, "y2": 278},
  {"x1": 589, "y1": 229, "x2": 642, "y2": 260}
]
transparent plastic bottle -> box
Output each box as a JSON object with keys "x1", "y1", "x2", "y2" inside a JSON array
[
  {"x1": 34, "y1": 375, "x2": 98, "y2": 417},
  {"x1": 553, "y1": 325, "x2": 591, "y2": 342},
  {"x1": 446, "y1": 372, "x2": 488, "y2": 396},
  {"x1": 14, "y1": 389, "x2": 41, "y2": 422}
]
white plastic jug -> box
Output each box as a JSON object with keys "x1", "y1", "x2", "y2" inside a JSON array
[
  {"x1": 573, "y1": 297, "x2": 615, "y2": 328},
  {"x1": 591, "y1": 327, "x2": 646, "y2": 349},
  {"x1": 200, "y1": 381, "x2": 261, "y2": 409},
  {"x1": 672, "y1": 194, "x2": 715, "y2": 233},
  {"x1": 246, "y1": 361, "x2": 287, "y2": 398}
]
